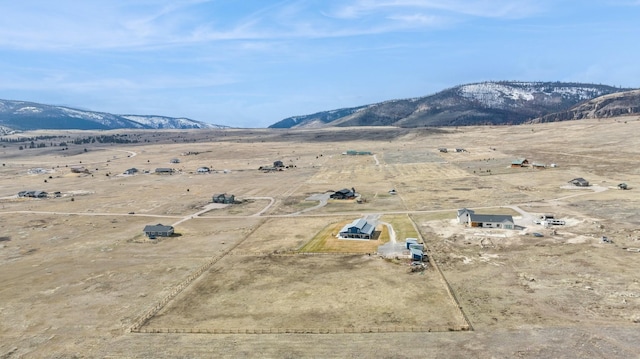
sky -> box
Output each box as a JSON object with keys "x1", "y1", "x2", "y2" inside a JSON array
[{"x1": 1, "y1": 1, "x2": 639, "y2": 128}]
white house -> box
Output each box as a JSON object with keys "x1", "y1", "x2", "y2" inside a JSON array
[{"x1": 457, "y1": 208, "x2": 515, "y2": 229}]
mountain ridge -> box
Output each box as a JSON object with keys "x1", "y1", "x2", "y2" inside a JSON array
[
  {"x1": 269, "y1": 81, "x2": 635, "y2": 128},
  {"x1": 0, "y1": 99, "x2": 227, "y2": 131}
]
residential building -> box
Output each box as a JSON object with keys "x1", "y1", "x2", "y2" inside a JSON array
[
  {"x1": 143, "y1": 224, "x2": 174, "y2": 237},
  {"x1": 457, "y1": 208, "x2": 515, "y2": 229},
  {"x1": 212, "y1": 193, "x2": 235, "y2": 204},
  {"x1": 569, "y1": 178, "x2": 589, "y2": 187},
  {"x1": 330, "y1": 188, "x2": 356, "y2": 200},
  {"x1": 339, "y1": 218, "x2": 376, "y2": 239}
]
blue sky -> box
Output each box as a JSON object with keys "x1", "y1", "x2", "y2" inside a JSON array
[{"x1": 1, "y1": 1, "x2": 639, "y2": 128}]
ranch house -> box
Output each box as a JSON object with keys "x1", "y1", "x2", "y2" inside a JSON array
[
  {"x1": 330, "y1": 188, "x2": 356, "y2": 200},
  {"x1": 511, "y1": 158, "x2": 529, "y2": 167},
  {"x1": 457, "y1": 208, "x2": 515, "y2": 230},
  {"x1": 569, "y1": 177, "x2": 589, "y2": 187},
  {"x1": 212, "y1": 193, "x2": 235, "y2": 204},
  {"x1": 143, "y1": 224, "x2": 174, "y2": 238},
  {"x1": 155, "y1": 168, "x2": 174, "y2": 174}
]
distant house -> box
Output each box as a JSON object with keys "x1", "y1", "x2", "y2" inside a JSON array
[
  {"x1": 344, "y1": 150, "x2": 373, "y2": 156},
  {"x1": 18, "y1": 190, "x2": 48, "y2": 198},
  {"x1": 618, "y1": 183, "x2": 628, "y2": 190},
  {"x1": 511, "y1": 159, "x2": 529, "y2": 167},
  {"x1": 197, "y1": 166, "x2": 211, "y2": 173},
  {"x1": 457, "y1": 208, "x2": 515, "y2": 229},
  {"x1": 70, "y1": 166, "x2": 88, "y2": 174},
  {"x1": 124, "y1": 168, "x2": 138, "y2": 175},
  {"x1": 339, "y1": 218, "x2": 376, "y2": 240},
  {"x1": 155, "y1": 168, "x2": 174, "y2": 174},
  {"x1": 569, "y1": 177, "x2": 589, "y2": 187},
  {"x1": 212, "y1": 193, "x2": 235, "y2": 204},
  {"x1": 170, "y1": 158, "x2": 180, "y2": 164},
  {"x1": 330, "y1": 188, "x2": 356, "y2": 200},
  {"x1": 143, "y1": 224, "x2": 174, "y2": 238},
  {"x1": 273, "y1": 160, "x2": 284, "y2": 168}
]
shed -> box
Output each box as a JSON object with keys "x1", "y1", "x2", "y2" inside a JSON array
[
  {"x1": 124, "y1": 168, "x2": 138, "y2": 175},
  {"x1": 410, "y1": 247, "x2": 424, "y2": 261},
  {"x1": 273, "y1": 160, "x2": 284, "y2": 168},
  {"x1": 143, "y1": 224, "x2": 174, "y2": 237},
  {"x1": 409, "y1": 243, "x2": 424, "y2": 251},
  {"x1": 405, "y1": 238, "x2": 418, "y2": 249}
]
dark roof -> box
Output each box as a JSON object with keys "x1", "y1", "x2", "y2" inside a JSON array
[
  {"x1": 469, "y1": 213, "x2": 514, "y2": 223},
  {"x1": 143, "y1": 224, "x2": 174, "y2": 232},
  {"x1": 340, "y1": 218, "x2": 375, "y2": 235}
]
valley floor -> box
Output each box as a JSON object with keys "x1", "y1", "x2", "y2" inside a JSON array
[{"x1": 1, "y1": 117, "x2": 640, "y2": 358}]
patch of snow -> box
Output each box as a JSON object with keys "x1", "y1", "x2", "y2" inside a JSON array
[{"x1": 15, "y1": 106, "x2": 43, "y2": 114}]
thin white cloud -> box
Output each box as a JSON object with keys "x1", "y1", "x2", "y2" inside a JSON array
[
  {"x1": 0, "y1": 0, "x2": 542, "y2": 52},
  {"x1": 328, "y1": 0, "x2": 542, "y2": 20}
]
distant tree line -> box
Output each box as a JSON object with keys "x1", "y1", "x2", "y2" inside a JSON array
[{"x1": 2, "y1": 133, "x2": 141, "y2": 149}]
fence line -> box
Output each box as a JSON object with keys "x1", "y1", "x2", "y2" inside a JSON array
[
  {"x1": 129, "y1": 221, "x2": 265, "y2": 333},
  {"x1": 134, "y1": 325, "x2": 469, "y2": 335},
  {"x1": 408, "y1": 214, "x2": 473, "y2": 331}
]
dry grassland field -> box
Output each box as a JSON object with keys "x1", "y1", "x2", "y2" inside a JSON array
[{"x1": 1, "y1": 118, "x2": 640, "y2": 357}]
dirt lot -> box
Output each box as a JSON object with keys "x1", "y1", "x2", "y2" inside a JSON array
[
  {"x1": 144, "y1": 254, "x2": 464, "y2": 333},
  {"x1": 1, "y1": 118, "x2": 640, "y2": 357}
]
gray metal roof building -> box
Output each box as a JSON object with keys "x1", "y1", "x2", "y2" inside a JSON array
[{"x1": 339, "y1": 218, "x2": 376, "y2": 239}]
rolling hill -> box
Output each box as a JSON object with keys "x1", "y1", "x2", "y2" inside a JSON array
[
  {"x1": 531, "y1": 89, "x2": 640, "y2": 123},
  {"x1": 0, "y1": 99, "x2": 226, "y2": 131},
  {"x1": 269, "y1": 81, "x2": 634, "y2": 128}
]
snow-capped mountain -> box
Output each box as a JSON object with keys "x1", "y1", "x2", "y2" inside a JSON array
[
  {"x1": 269, "y1": 81, "x2": 633, "y2": 128},
  {"x1": 121, "y1": 115, "x2": 225, "y2": 129},
  {"x1": 0, "y1": 99, "x2": 226, "y2": 131}
]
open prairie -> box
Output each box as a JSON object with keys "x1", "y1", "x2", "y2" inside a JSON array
[{"x1": 1, "y1": 117, "x2": 640, "y2": 358}]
